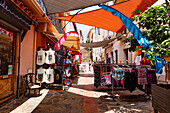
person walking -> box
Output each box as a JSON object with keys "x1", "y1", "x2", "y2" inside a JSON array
[{"x1": 89, "y1": 59, "x2": 91, "y2": 71}]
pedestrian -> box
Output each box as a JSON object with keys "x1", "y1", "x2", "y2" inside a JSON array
[
  {"x1": 135, "y1": 53, "x2": 141, "y2": 67},
  {"x1": 89, "y1": 59, "x2": 91, "y2": 71}
]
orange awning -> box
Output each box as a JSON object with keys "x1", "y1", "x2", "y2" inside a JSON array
[{"x1": 54, "y1": 0, "x2": 157, "y2": 33}]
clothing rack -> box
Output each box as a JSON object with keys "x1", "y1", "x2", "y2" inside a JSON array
[
  {"x1": 136, "y1": 65, "x2": 156, "y2": 98},
  {"x1": 94, "y1": 64, "x2": 157, "y2": 100}
]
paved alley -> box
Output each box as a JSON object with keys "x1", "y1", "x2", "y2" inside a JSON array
[{"x1": 0, "y1": 70, "x2": 154, "y2": 113}]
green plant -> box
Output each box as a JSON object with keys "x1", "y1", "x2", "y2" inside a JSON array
[
  {"x1": 123, "y1": 3, "x2": 170, "y2": 59},
  {"x1": 132, "y1": 3, "x2": 170, "y2": 43},
  {"x1": 146, "y1": 38, "x2": 170, "y2": 59}
]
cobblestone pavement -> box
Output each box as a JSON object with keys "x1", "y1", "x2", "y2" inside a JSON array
[{"x1": 0, "y1": 72, "x2": 154, "y2": 113}]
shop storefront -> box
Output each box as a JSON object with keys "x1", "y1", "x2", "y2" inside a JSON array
[{"x1": 0, "y1": 0, "x2": 30, "y2": 103}]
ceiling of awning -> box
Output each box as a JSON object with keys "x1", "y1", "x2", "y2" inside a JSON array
[
  {"x1": 42, "y1": 32, "x2": 80, "y2": 49},
  {"x1": 53, "y1": 0, "x2": 157, "y2": 33},
  {"x1": 42, "y1": 0, "x2": 129, "y2": 14},
  {"x1": 80, "y1": 38, "x2": 115, "y2": 48}
]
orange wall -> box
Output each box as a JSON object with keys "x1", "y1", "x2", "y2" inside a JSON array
[
  {"x1": 36, "y1": 22, "x2": 55, "y2": 48},
  {"x1": 20, "y1": 22, "x2": 56, "y2": 75},
  {"x1": 20, "y1": 25, "x2": 36, "y2": 75},
  {"x1": 36, "y1": 32, "x2": 55, "y2": 48}
]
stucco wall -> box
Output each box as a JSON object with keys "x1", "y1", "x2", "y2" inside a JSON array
[
  {"x1": 20, "y1": 25, "x2": 36, "y2": 75},
  {"x1": 110, "y1": 40, "x2": 135, "y2": 64}
]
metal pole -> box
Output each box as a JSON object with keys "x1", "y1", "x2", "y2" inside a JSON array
[
  {"x1": 16, "y1": 33, "x2": 21, "y2": 99},
  {"x1": 131, "y1": 36, "x2": 132, "y2": 64},
  {"x1": 112, "y1": 32, "x2": 114, "y2": 101}
]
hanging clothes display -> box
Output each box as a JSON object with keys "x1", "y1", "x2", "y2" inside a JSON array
[
  {"x1": 36, "y1": 68, "x2": 46, "y2": 83},
  {"x1": 138, "y1": 68, "x2": 147, "y2": 85},
  {"x1": 45, "y1": 48, "x2": 55, "y2": 64},
  {"x1": 113, "y1": 68, "x2": 124, "y2": 80},
  {"x1": 55, "y1": 50, "x2": 64, "y2": 65},
  {"x1": 124, "y1": 70, "x2": 137, "y2": 93},
  {"x1": 146, "y1": 69, "x2": 157, "y2": 94},
  {"x1": 36, "y1": 49, "x2": 46, "y2": 65},
  {"x1": 54, "y1": 68, "x2": 63, "y2": 84},
  {"x1": 45, "y1": 68, "x2": 54, "y2": 83},
  {"x1": 94, "y1": 65, "x2": 100, "y2": 87}
]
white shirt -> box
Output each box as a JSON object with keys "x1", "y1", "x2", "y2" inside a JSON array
[
  {"x1": 36, "y1": 49, "x2": 46, "y2": 65},
  {"x1": 135, "y1": 55, "x2": 142, "y2": 65},
  {"x1": 45, "y1": 68, "x2": 54, "y2": 83},
  {"x1": 45, "y1": 48, "x2": 55, "y2": 64},
  {"x1": 37, "y1": 68, "x2": 46, "y2": 83}
]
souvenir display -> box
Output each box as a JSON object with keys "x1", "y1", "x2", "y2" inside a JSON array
[
  {"x1": 45, "y1": 48, "x2": 55, "y2": 64},
  {"x1": 45, "y1": 68, "x2": 54, "y2": 83},
  {"x1": 36, "y1": 49, "x2": 46, "y2": 65},
  {"x1": 36, "y1": 68, "x2": 46, "y2": 83}
]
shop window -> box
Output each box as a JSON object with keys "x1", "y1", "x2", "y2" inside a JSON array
[{"x1": 0, "y1": 30, "x2": 13, "y2": 75}]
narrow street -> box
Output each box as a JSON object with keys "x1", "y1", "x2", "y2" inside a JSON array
[{"x1": 0, "y1": 67, "x2": 153, "y2": 113}]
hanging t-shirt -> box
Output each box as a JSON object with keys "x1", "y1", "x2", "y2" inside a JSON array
[
  {"x1": 124, "y1": 70, "x2": 137, "y2": 93},
  {"x1": 54, "y1": 68, "x2": 62, "y2": 84},
  {"x1": 138, "y1": 68, "x2": 147, "y2": 85},
  {"x1": 36, "y1": 49, "x2": 46, "y2": 65},
  {"x1": 45, "y1": 68, "x2": 54, "y2": 83},
  {"x1": 55, "y1": 50, "x2": 64, "y2": 65},
  {"x1": 37, "y1": 68, "x2": 46, "y2": 83},
  {"x1": 45, "y1": 48, "x2": 55, "y2": 64}
]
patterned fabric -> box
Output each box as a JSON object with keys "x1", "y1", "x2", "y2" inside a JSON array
[
  {"x1": 146, "y1": 69, "x2": 157, "y2": 94},
  {"x1": 101, "y1": 74, "x2": 112, "y2": 85},
  {"x1": 113, "y1": 68, "x2": 124, "y2": 80},
  {"x1": 138, "y1": 68, "x2": 147, "y2": 85}
]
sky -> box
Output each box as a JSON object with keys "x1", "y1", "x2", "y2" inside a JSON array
[{"x1": 68, "y1": 0, "x2": 165, "y2": 42}]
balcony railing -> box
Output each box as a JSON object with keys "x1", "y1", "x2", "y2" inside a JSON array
[{"x1": 36, "y1": 0, "x2": 46, "y2": 13}]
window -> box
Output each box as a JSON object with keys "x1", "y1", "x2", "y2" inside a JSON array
[
  {"x1": 115, "y1": 50, "x2": 118, "y2": 64},
  {"x1": 98, "y1": 28, "x2": 100, "y2": 35},
  {"x1": 0, "y1": 29, "x2": 13, "y2": 75},
  {"x1": 111, "y1": 52, "x2": 113, "y2": 63},
  {"x1": 124, "y1": 49, "x2": 128, "y2": 63}
]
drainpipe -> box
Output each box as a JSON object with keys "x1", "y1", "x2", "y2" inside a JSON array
[
  {"x1": 16, "y1": 30, "x2": 27, "y2": 99},
  {"x1": 16, "y1": 32, "x2": 21, "y2": 99}
]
